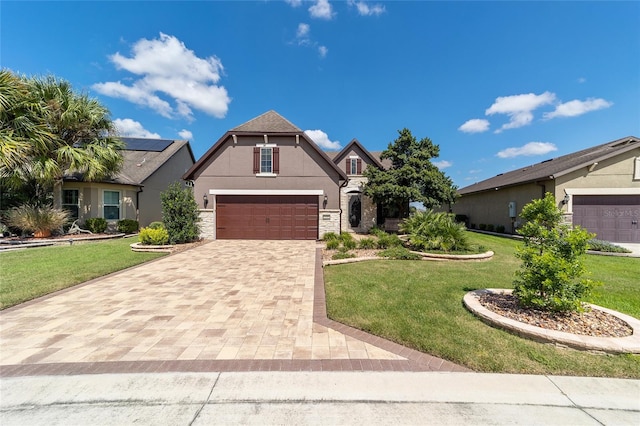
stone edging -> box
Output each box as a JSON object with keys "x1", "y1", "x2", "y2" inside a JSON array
[
  {"x1": 463, "y1": 288, "x2": 640, "y2": 354},
  {"x1": 323, "y1": 251, "x2": 494, "y2": 266},
  {"x1": 130, "y1": 242, "x2": 175, "y2": 253}
]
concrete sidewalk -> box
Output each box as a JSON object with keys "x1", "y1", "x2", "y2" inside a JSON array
[{"x1": 1, "y1": 372, "x2": 638, "y2": 425}]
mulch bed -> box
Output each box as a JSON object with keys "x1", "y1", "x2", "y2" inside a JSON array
[{"x1": 479, "y1": 292, "x2": 633, "y2": 338}]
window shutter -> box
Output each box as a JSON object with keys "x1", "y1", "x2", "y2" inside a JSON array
[
  {"x1": 357, "y1": 159, "x2": 362, "y2": 174},
  {"x1": 253, "y1": 147, "x2": 260, "y2": 173},
  {"x1": 273, "y1": 147, "x2": 280, "y2": 174},
  {"x1": 346, "y1": 159, "x2": 350, "y2": 174}
]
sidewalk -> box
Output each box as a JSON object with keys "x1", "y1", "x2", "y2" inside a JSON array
[{"x1": 1, "y1": 371, "x2": 638, "y2": 425}]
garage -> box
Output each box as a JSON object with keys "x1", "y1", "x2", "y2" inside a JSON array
[
  {"x1": 572, "y1": 195, "x2": 640, "y2": 243},
  {"x1": 216, "y1": 195, "x2": 318, "y2": 240}
]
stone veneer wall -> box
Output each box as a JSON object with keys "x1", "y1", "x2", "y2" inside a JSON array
[
  {"x1": 318, "y1": 209, "x2": 340, "y2": 238},
  {"x1": 340, "y1": 176, "x2": 377, "y2": 233},
  {"x1": 198, "y1": 209, "x2": 215, "y2": 239}
]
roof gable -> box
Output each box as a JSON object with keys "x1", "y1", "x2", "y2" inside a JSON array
[
  {"x1": 231, "y1": 110, "x2": 301, "y2": 133},
  {"x1": 332, "y1": 139, "x2": 386, "y2": 170},
  {"x1": 458, "y1": 136, "x2": 640, "y2": 195}
]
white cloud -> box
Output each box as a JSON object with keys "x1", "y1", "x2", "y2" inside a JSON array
[
  {"x1": 348, "y1": 0, "x2": 385, "y2": 16},
  {"x1": 496, "y1": 142, "x2": 558, "y2": 158},
  {"x1": 296, "y1": 23, "x2": 310, "y2": 40},
  {"x1": 543, "y1": 98, "x2": 612, "y2": 119},
  {"x1": 93, "y1": 33, "x2": 230, "y2": 121},
  {"x1": 304, "y1": 129, "x2": 341, "y2": 150},
  {"x1": 178, "y1": 129, "x2": 193, "y2": 140},
  {"x1": 458, "y1": 118, "x2": 490, "y2": 133},
  {"x1": 285, "y1": 0, "x2": 302, "y2": 6},
  {"x1": 309, "y1": 0, "x2": 334, "y2": 20},
  {"x1": 433, "y1": 160, "x2": 452, "y2": 169},
  {"x1": 318, "y1": 45, "x2": 328, "y2": 58},
  {"x1": 485, "y1": 92, "x2": 556, "y2": 133},
  {"x1": 114, "y1": 118, "x2": 161, "y2": 138}
]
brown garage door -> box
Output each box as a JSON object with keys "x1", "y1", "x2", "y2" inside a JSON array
[
  {"x1": 216, "y1": 195, "x2": 318, "y2": 240},
  {"x1": 573, "y1": 195, "x2": 640, "y2": 243}
]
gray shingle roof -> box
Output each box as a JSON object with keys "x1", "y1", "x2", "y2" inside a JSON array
[
  {"x1": 231, "y1": 110, "x2": 301, "y2": 133},
  {"x1": 458, "y1": 136, "x2": 639, "y2": 195}
]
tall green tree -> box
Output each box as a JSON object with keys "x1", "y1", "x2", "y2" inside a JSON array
[
  {"x1": 0, "y1": 70, "x2": 124, "y2": 206},
  {"x1": 363, "y1": 128, "x2": 457, "y2": 218}
]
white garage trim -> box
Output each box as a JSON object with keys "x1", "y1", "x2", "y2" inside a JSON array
[
  {"x1": 564, "y1": 188, "x2": 640, "y2": 212},
  {"x1": 209, "y1": 189, "x2": 324, "y2": 196}
]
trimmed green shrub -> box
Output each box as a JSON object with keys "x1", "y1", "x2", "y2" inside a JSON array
[
  {"x1": 378, "y1": 246, "x2": 421, "y2": 260},
  {"x1": 84, "y1": 217, "x2": 108, "y2": 234},
  {"x1": 6, "y1": 204, "x2": 70, "y2": 236},
  {"x1": 587, "y1": 239, "x2": 632, "y2": 253},
  {"x1": 478, "y1": 224, "x2": 487, "y2": 231},
  {"x1": 486, "y1": 224, "x2": 495, "y2": 232},
  {"x1": 322, "y1": 232, "x2": 339, "y2": 241},
  {"x1": 160, "y1": 182, "x2": 201, "y2": 244},
  {"x1": 376, "y1": 232, "x2": 402, "y2": 249},
  {"x1": 117, "y1": 219, "x2": 139, "y2": 234},
  {"x1": 139, "y1": 227, "x2": 169, "y2": 245},
  {"x1": 470, "y1": 223, "x2": 476, "y2": 229},
  {"x1": 326, "y1": 239, "x2": 340, "y2": 250},
  {"x1": 358, "y1": 237, "x2": 377, "y2": 249},
  {"x1": 332, "y1": 248, "x2": 356, "y2": 260},
  {"x1": 148, "y1": 221, "x2": 165, "y2": 230},
  {"x1": 514, "y1": 193, "x2": 599, "y2": 313},
  {"x1": 496, "y1": 225, "x2": 505, "y2": 233}
]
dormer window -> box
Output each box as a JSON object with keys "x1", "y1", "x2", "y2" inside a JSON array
[
  {"x1": 253, "y1": 145, "x2": 279, "y2": 176},
  {"x1": 347, "y1": 157, "x2": 362, "y2": 175}
]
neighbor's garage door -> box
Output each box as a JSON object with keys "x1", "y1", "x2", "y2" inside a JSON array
[
  {"x1": 573, "y1": 195, "x2": 640, "y2": 243},
  {"x1": 216, "y1": 195, "x2": 318, "y2": 240}
]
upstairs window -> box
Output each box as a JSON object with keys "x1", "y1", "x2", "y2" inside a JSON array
[
  {"x1": 346, "y1": 157, "x2": 362, "y2": 175},
  {"x1": 253, "y1": 146, "x2": 280, "y2": 175}
]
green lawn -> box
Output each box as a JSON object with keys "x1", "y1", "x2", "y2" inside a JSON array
[
  {"x1": 0, "y1": 237, "x2": 166, "y2": 309},
  {"x1": 324, "y1": 232, "x2": 640, "y2": 378}
]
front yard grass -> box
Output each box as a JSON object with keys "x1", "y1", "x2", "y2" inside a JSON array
[
  {"x1": 0, "y1": 237, "x2": 166, "y2": 310},
  {"x1": 324, "y1": 232, "x2": 640, "y2": 378}
]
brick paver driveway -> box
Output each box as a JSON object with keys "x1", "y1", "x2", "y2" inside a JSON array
[{"x1": 1, "y1": 240, "x2": 465, "y2": 375}]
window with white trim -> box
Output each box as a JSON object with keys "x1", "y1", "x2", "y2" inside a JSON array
[
  {"x1": 634, "y1": 157, "x2": 640, "y2": 180},
  {"x1": 346, "y1": 157, "x2": 362, "y2": 175},
  {"x1": 261, "y1": 147, "x2": 272, "y2": 173},
  {"x1": 103, "y1": 190, "x2": 120, "y2": 220},
  {"x1": 62, "y1": 189, "x2": 79, "y2": 220},
  {"x1": 253, "y1": 145, "x2": 280, "y2": 175}
]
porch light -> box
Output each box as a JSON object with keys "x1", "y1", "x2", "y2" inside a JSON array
[
  {"x1": 562, "y1": 194, "x2": 570, "y2": 205},
  {"x1": 203, "y1": 193, "x2": 209, "y2": 208}
]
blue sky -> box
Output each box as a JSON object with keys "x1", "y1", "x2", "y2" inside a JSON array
[{"x1": 3, "y1": 1, "x2": 639, "y2": 188}]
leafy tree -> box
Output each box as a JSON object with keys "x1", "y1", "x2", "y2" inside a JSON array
[
  {"x1": 0, "y1": 70, "x2": 123, "y2": 207},
  {"x1": 513, "y1": 193, "x2": 598, "y2": 313},
  {"x1": 363, "y1": 128, "x2": 456, "y2": 219},
  {"x1": 160, "y1": 182, "x2": 201, "y2": 244}
]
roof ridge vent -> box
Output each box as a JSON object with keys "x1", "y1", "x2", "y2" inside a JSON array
[{"x1": 541, "y1": 158, "x2": 553, "y2": 163}]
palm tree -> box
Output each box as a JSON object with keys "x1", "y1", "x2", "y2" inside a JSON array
[{"x1": 0, "y1": 70, "x2": 124, "y2": 207}]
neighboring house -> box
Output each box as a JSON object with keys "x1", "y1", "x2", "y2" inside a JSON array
[
  {"x1": 57, "y1": 138, "x2": 195, "y2": 228},
  {"x1": 452, "y1": 136, "x2": 640, "y2": 243},
  {"x1": 326, "y1": 139, "x2": 387, "y2": 233}
]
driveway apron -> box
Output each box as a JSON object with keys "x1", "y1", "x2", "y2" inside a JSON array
[{"x1": 0, "y1": 241, "x2": 409, "y2": 366}]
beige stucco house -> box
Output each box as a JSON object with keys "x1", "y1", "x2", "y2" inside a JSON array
[
  {"x1": 57, "y1": 138, "x2": 195, "y2": 228},
  {"x1": 452, "y1": 136, "x2": 640, "y2": 243},
  {"x1": 183, "y1": 111, "x2": 389, "y2": 240}
]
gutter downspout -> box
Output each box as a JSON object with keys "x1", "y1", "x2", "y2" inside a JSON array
[{"x1": 135, "y1": 186, "x2": 143, "y2": 223}]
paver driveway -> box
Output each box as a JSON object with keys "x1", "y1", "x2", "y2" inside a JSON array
[{"x1": 1, "y1": 240, "x2": 465, "y2": 374}]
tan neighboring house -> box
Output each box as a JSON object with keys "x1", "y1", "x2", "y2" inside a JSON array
[
  {"x1": 57, "y1": 138, "x2": 195, "y2": 228},
  {"x1": 326, "y1": 138, "x2": 387, "y2": 233},
  {"x1": 452, "y1": 136, "x2": 640, "y2": 243}
]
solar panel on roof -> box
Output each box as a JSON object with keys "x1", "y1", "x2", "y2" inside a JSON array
[{"x1": 121, "y1": 137, "x2": 174, "y2": 152}]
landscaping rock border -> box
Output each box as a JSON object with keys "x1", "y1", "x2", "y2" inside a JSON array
[
  {"x1": 129, "y1": 242, "x2": 175, "y2": 253},
  {"x1": 463, "y1": 288, "x2": 640, "y2": 354}
]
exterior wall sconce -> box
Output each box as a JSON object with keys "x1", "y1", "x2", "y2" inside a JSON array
[
  {"x1": 203, "y1": 193, "x2": 209, "y2": 208},
  {"x1": 562, "y1": 194, "x2": 570, "y2": 205},
  {"x1": 323, "y1": 194, "x2": 328, "y2": 208}
]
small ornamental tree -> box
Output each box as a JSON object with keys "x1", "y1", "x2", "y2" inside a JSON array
[
  {"x1": 160, "y1": 182, "x2": 201, "y2": 244},
  {"x1": 513, "y1": 193, "x2": 598, "y2": 313}
]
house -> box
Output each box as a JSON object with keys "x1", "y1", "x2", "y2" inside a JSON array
[
  {"x1": 183, "y1": 110, "x2": 389, "y2": 240},
  {"x1": 452, "y1": 136, "x2": 640, "y2": 243},
  {"x1": 57, "y1": 138, "x2": 195, "y2": 228}
]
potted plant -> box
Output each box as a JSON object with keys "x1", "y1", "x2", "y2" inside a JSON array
[{"x1": 6, "y1": 204, "x2": 70, "y2": 238}]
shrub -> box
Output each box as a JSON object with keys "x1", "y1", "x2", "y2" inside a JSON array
[
  {"x1": 117, "y1": 219, "x2": 139, "y2": 234},
  {"x1": 378, "y1": 246, "x2": 421, "y2": 260},
  {"x1": 358, "y1": 237, "x2": 377, "y2": 249},
  {"x1": 486, "y1": 224, "x2": 495, "y2": 232},
  {"x1": 160, "y1": 182, "x2": 201, "y2": 244},
  {"x1": 478, "y1": 224, "x2": 487, "y2": 231},
  {"x1": 369, "y1": 226, "x2": 386, "y2": 238},
  {"x1": 84, "y1": 218, "x2": 108, "y2": 234},
  {"x1": 139, "y1": 227, "x2": 169, "y2": 245},
  {"x1": 332, "y1": 247, "x2": 355, "y2": 260},
  {"x1": 6, "y1": 204, "x2": 70, "y2": 236},
  {"x1": 400, "y1": 210, "x2": 469, "y2": 252},
  {"x1": 470, "y1": 223, "x2": 476, "y2": 229},
  {"x1": 513, "y1": 193, "x2": 599, "y2": 313},
  {"x1": 326, "y1": 239, "x2": 340, "y2": 250},
  {"x1": 340, "y1": 233, "x2": 357, "y2": 250},
  {"x1": 322, "y1": 232, "x2": 339, "y2": 241},
  {"x1": 148, "y1": 221, "x2": 165, "y2": 230},
  {"x1": 496, "y1": 225, "x2": 505, "y2": 233},
  {"x1": 587, "y1": 239, "x2": 632, "y2": 253},
  {"x1": 454, "y1": 214, "x2": 468, "y2": 225},
  {"x1": 376, "y1": 232, "x2": 402, "y2": 249}
]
